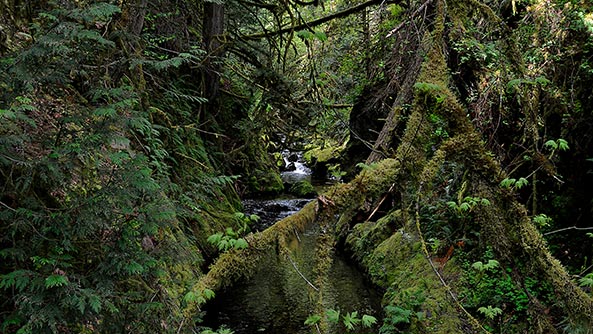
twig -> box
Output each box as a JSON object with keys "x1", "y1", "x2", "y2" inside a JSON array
[
  {"x1": 0, "y1": 201, "x2": 17, "y2": 212},
  {"x1": 544, "y1": 226, "x2": 593, "y2": 236},
  {"x1": 244, "y1": 0, "x2": 385, "y2": 39},
  {"x1": 415, "y1": 186, "x2": 491, "y2": 334},
  {"x1": 293, "y1": 227, "x2": 302, "y2": 242},
  {"x1": 176, "y1": 318, "x2": 185, "y2": 334},
  {"x1": 366, "y1": 183, "x2": 396, "y2": 222},
  {"x1": 386, "y1": 0, "x2": 435, "y2": 38},
  {"x1": 287, "y1": 254, "x2": 319, "y2": 291}
]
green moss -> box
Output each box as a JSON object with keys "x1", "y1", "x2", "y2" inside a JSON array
[
  {"x1": 345, "y1": 210, "x2": 402, "y2": 263},
  {"x1": 349, "y1": 228, "x2": 464, "y2": 334},
  {"x1": 303, "y1": 140, "x2": 346, "y2": 164},
  {"x1": 289, "y1": 180, "x2": 317, "y2": 197},
  {"x1": 247, "y1": 169, "x2": 284, "y2": 194}
]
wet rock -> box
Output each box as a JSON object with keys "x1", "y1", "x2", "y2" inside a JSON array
[{"x1": 285, "y1": 162, "x2": 296, "y2": 171}]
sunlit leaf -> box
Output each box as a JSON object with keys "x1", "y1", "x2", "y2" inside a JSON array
[
  {"x1": 304, "y1": 314, "x2": 321, "y2": 326},
  {"x1": 45, "y1": 274, "x2": 68, "y2": 288}
]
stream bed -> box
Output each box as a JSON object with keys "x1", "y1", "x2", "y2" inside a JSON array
[
  {"x1": 201, "y1": 152, "x2": 382, "y2": 333},
  {"x1": 202, "y1": 223, "x2": 382, "y2": 334},
  {"x1": 202, "y1": 199, "x2": 382, "y2": 334}
]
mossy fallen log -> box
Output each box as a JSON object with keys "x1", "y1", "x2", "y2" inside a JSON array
[{"x1": 187, "y1": 1, "x2": 593, "y2": 332}]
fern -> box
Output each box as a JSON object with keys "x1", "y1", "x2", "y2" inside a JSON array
[
  {"x1": 579, "y1": 273, "x2": 593, "y2": 290},
  {"x1": 362, "y1": 314, "x2": 378, "y2": 328},
  {"x1": 342, "y1": 311, "x2": 361, "y2": 330},
  {"x1": 0, "y1": 270, "x2": 34, "y2": 292},
  {"x1": 532, "y1": 214, "x2": 552, "y2": 228},
  {"x1": 478, "y1": 305, "x2": 503, "y2": 319},
  {"x1": 44, "y1": 274, "x2": 69, "y2": 288},
  {"x1": 326, "y1": 308, "x2": 340, "y2": 323},
  {"x1": 304, "y1": 314, "x2": 322, "y2": 325}
]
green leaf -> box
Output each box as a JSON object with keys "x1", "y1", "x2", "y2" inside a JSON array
[
  {"x1": 76, "y1": 297, "x2": 86, "y2": 314},
  {"x1": 296, "y1": 30, "x2": 315, "y2": 40},
  {"x1": 459, "y1": 202, "x2": 471, "y2": 212},
  {"x1": 76, "y1": 29, "x2": 115, "y2": 46},
  {"x1": 500, "y1": 178, "x2": 516, "y2": 188},
  {"x1": 125, "y1": 261, "x2": 144, "y2": 275},
  {"x1": 533, "y1": 214, "x2": 552, "y2": 228},
  {"x1": 384, "y1": 305, "x2": 412, "y2": 325},
  {"x1": 86, "y1": 2, "x2": 121, "y2": 21},
  {"x1": 207, "y1": 232, "x2": 223, "y2": 245},
  {"x1": 414, "y1": 82, "x2": 443, "y2": 94},
  {"x1": 0, "y1": 109, "x2": 16, "y2": 119},
  {"x1": 1, "y1": 317, "x2": 23, "y2": 332},
  {"x1": 342, "y1": 311, "x2": 361, "y2": 330},
  {"x1": 515, "y1": 177, "x2": 529, "y2": 189},
  {"x1": 478, "y1": 305, "x2": 502, "y2": 319},
  {"x1": 218, "y1": 239, "x2": 230, "y2": 251},
  {"x1": 225, "y1": 227, "x2": 237, "y2": 238},
  {"x1": 203, "y1": 288, "x2": 216, "y2": 300},
  {"x1": 472, "y1": 261, "x2": 484, "y2": 271},
  {"x1": 446, "y1": 201, "x2": 457, "y2": 209},
  {"x1": 484, "y1": 259, "x2": 500, "y2": 271},
  {"x1": 183, "y1": 291, "x2": 197, "y2": 303},
  {"x1": 234, "y1": 238, "x2": 248, "y2": 250},
  {"x1": 44, "y1": 274, "x2": 68, "y2": 288},
  {"x1": 314, "y1": 31, "x2": 328, "y2": 41},
  {"x1": 326, "y1": 308, "x2": 340, "y2": 323},
  {"x1": 0, "y1": 270, "x2": 32, "y2": 292},
  {"x1": 362, "y1": 314, "x2": 377, "y2": 328},
  {"x1": 534, "y1": 76, "x2": 551, "y2": 86},
  {"x1": 544, "y1": 140, "x2": 558, "y2": 150},
  {"x1": 89, "y1": 295, "x2": 102, "y2": 313},
  {"x1": 557, "y1": 138, "x2": 569, "y2": 151},
  {"x1": 304, "y1": 314, "x2": 321, "y2": 326},
  {"x1": 93, "y1": 107, "x2": 117, "y2": 117},
  {"x1": 579, "y1": 273, "x2": 593, "y2": 288},
  {"x1": 507, "y1": 78, "x2": 523, "y2": 90}
]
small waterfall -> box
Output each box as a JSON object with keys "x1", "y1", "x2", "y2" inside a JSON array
[{"x1": 280, "y1": 150, "x2": 311, "y2": 184}]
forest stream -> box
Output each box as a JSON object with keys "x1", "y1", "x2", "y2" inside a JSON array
[
  {"x1": 203, "y1": 153, "x2": 382, "y2": 334},
  {"x1": 4, "y1": 1, "x2": 593, "y2": 333}
]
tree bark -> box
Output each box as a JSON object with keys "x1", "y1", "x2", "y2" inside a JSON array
[{"x1": 203, "y1": 2, "x2": 225, "y2": 103}]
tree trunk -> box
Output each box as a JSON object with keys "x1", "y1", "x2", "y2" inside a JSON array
[{"x1": 203, "y1": 2, "x2": 225, "y2": 103}]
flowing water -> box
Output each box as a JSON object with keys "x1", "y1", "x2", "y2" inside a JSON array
[
  {"x1": 280, "y1": 150, "x2": 312, "y2": 184},
  {"x1": 202, "y1": 224, "x2": 382, "y2": 334},
  {"x1": 202, "y1": 152, "x2": 382, "y2": 334}
]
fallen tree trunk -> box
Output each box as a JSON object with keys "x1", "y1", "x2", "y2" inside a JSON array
[{"x1": 188, "y1": 0, "x2": 593, "y2": 332}]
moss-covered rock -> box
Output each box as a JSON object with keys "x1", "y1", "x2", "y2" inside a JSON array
[
  {"x1": 288, "y1": 180, "x2": 317, "y2": 198},
  {"x1": 247, "y1": 169, "x2": 284, "y2": 195}
]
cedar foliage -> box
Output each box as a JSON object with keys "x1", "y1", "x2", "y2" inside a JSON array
[{"x1": 0, "y1": 1, "x2": 242, "y2": 333}]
